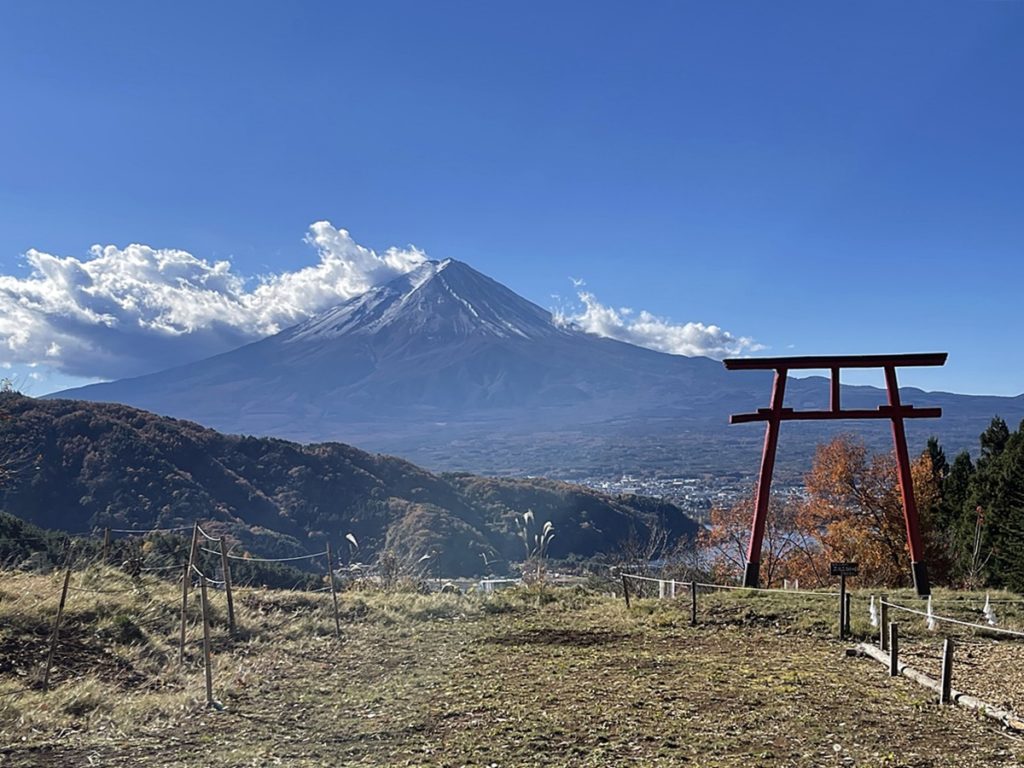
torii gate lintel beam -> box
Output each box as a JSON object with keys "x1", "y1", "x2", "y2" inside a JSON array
[{"x1": 724, "y1": 353, "x2": 947, "y2": 597}]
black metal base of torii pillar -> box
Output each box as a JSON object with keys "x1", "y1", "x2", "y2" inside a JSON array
[{"x1": 724, "y1": 353, "x2": 947, "y2": 597}]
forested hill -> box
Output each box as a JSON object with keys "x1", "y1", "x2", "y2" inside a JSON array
[{"x1": 0, "y1": 393, "x2": 696, "y2": 575}]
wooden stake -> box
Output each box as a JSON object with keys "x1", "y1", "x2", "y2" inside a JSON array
[
  {"x1": 621, "y1": 573, "x2": 630, "y2": 609},
  {"x1": 326, "y1": 542, "x2": 341, "y2": 639},
  {"x1": 889, "y1": 622, "x2": 899, "y2": 677},
  {"x1": 102, "y1": 527, "x2": 111, "y2": 562},
  {"x1": 838, "y1": 574, "x2": 847, "y2": 640},
  {"x1": 218, "y1": 538, "x2": 235, "y2": 636},
  {"x1": 179, "y1": 523, "x2": 198, "y2": 665},
  {"x1": 690, "y1": 581, "x2": 698, "y2": 626},
  {"x1": 179, "y1": 563, "x2": 190, "y2": 665},
  {"x1": 199, "y1": 576, "x2": 214, "y2": 707},
  {"x1": 940, "y1": 637, "x2": 954, "y2": 705},
  {"x1": 42, "y1": 567, "x2": 71, "y2": 691},
  {"x1": 879, "y1": 596, "x2": 889, "y2": 651}
]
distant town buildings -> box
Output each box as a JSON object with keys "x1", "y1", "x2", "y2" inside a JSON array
[{"x1": 572, "y1": 474, "x2": 802, "y2": 525}]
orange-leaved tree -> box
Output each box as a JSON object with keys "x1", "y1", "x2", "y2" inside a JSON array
[
  {"x1": 700, "y1": 493, "x2": 818, "y2": 588},
  {"x1": 796, "y1": 434, "x2": 942, "y2": 588}
]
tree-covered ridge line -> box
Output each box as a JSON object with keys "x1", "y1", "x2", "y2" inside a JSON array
[{"x1": 0, "y1": 393, "x2": 697, "y2": 576}]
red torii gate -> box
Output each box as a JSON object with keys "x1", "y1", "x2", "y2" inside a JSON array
[{"x1": 723, "y1": 353, "x2": 947, "y2": 597}]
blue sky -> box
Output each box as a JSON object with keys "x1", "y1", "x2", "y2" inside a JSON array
[{"x1": 1, "y1": 2, "x2": 1022, "y2": 396}]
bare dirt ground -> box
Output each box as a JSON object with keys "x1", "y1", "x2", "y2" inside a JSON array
[{"x1": 1, "y1": 573, "x2": 1022, "y2": 767}]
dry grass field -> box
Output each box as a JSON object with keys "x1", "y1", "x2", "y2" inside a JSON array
[{"x1": 1, "y1": 568, "x2": 1022, "y2": 767}]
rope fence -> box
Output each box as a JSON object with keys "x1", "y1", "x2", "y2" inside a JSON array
[
  {"x1": 66, "y1": 584, "x2": 140, "y2": 595},
  {"x1": 619, "y1": 571, "x2": 1023, "y2": 729},
  {"x1": 195, "y1": 525, "x2": 221, "y2": 542},
  {"x1": 108, "y1": 525, "x2": 194, "y2": 534},
  {"x1": 858, "y1": 597, "x2": 1024, "y2": 732},
  {"x1": 879, "y1": 598, "x2": 1024, "y2": 640},
  {"x1": 201, "y1": 548, "x2": 328, "y2": 563},
  {"x1": 3, "y1": 522, "x2": 346, "y2": 709},
  {"x1": 621, "y1": 572, "x2": 839, "y2": 598},
  {"x1": 619, "y1": 571, "x2": 852, "y2": 633}
]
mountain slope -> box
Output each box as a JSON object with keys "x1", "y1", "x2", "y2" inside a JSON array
[
  {"x1": 0, "y1": 393, "x2": 697, "y2": 574},
  {"x1": 53, "y1": 260, "x2": 1024, "y2": 478},
  {"x1": 56, "y1": 259, "x2": 743, "y2": 423}
]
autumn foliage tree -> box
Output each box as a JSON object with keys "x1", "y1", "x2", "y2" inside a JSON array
[
  {"x1": 700, "y1": 494, "x2": 818, "y2": 588},
  {"x1": 797, "y1": 435, "x2": 942, "y2": 588}
]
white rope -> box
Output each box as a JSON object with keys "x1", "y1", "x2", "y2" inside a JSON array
[
  {"x1": 923, "y1": 595, "x2": 1024, "y2": 605},
  {"x1": 0, "y1": 535, "x2": 55, "y2": 542},
  {"x1": 108, "y1": 526, "x2": 193, "y2": 534},
  {"x1": 207, "y1": 549, "x2": 328, "y2": 563},
  {"x1": 0, "y1": 532, "x2": 92, "y2": 541},
  {"x1": 187, "y1": 563, "x2": 224, "y2": 586},
  {"x1": 140, "y1": 563, "x2": 183, "y2": 572},
  {"x1": 621, "y1": 572, "x2": 839, "y2": 598},
  {"x1": 67, "y1": 584, "x2": 138, "y2": 594},
  {"x1": 195, "y1": 525, "x2": 221, "y2": 542},
  {"x1": 622, "y1": 573, "x2": 679, "y2": 585},
  {"x1": 694, "y1": 580, "x2": 840, "y2": 597},
  {"x1": 614, "y1": 573, "x2": 839, "y2": 602},
  {"x1": 880, "y1": 599, "x2": 1024, "y2": 639}
]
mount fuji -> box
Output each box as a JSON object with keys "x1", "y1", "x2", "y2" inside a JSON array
[{"x1": 53, "y1": 259, "x2": 1024, "y2": 478}]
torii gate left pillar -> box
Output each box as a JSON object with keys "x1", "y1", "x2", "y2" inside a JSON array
[{"x1": 724, "y1": 353, "x2": 947, "y2": 597}]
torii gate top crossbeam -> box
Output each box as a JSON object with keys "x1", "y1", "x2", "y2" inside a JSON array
[
  {"x1": 723, "y1": 353, "x2": 947, "y2": 425},
  {"x1": 723, "y1": 352, "x2": 947, "y2": 370}
]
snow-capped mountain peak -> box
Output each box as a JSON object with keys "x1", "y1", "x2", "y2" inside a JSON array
[{"x1": 283, "y1": 258, "x2": 562, "y2": 344}]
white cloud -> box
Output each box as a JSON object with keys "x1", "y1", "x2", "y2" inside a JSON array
[
  {"x1": 558, "y1": 289, "x2": 762, "y2": 359},
  {"x1": 0, "y1": 222, "x2": 426, "y2": 379},
  {"x1": 0, "y1": 222, "x2": 762, "y2": 380}
]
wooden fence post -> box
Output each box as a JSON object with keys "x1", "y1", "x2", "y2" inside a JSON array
[
  {"x1": 179, "y1": 563, "x2": 190, "y2": 665},
  {"x1": 838, "y1": 574, "x2": 847, "y2": 640},
  {"x1": 102, "y1": 527, "x2": 111, "y2": 562},
  {"x1": 621, "y1": 573, "x2": 630, "y2": 609},
  {"x1": 690, "y1": 581, "x2": 698, "y2": 626},
  {"x1": 940, "y1": 637, "x2": 954, "y2": 705},
  {"x1": 879, "y1": 596, "x2": 889, "y2": 651},
  {"x1": 179, "y1": 523, "x2": 198, "y2": 665},
  {"x1": 889, "y1": 622, "x2": 899, "y2": 677},
  {"x1": 199, "y1": 575, "x2": 214, "y2": 707},
  {"x1": 326, "y1": 542, "x2": 341, "y2": 639},
  {"x1": 41, "y1": 567, "x2": 72, "y2": 691},
  {"x1": 218, "y1": 538, "x2": 235, "y2": 636}
]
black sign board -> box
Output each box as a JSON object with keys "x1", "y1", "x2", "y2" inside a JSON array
[{"x1": 830, "y1": 562, "x2": 859, "y2": 577}]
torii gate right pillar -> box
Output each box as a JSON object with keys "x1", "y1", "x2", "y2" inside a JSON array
[{"x1": 884, "y1": 365, "x2": 929, "y2": 595}]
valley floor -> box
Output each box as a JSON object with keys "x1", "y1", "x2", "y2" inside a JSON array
[{"x1": 1, "y1": 573, "x2": 1022, "y2": 767}]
